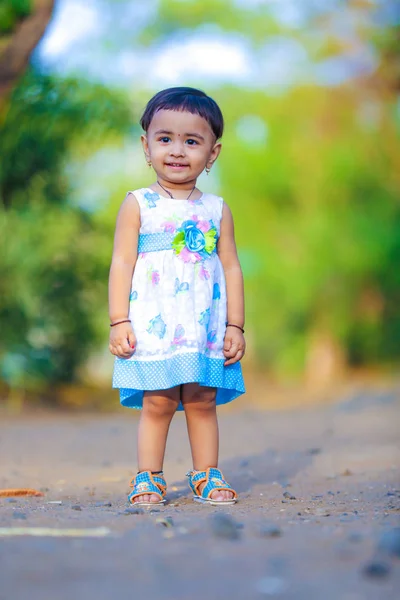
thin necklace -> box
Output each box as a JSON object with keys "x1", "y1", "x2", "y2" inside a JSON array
[{"x1": 157, "y1": 180, "x2": 196, "y2": 201}]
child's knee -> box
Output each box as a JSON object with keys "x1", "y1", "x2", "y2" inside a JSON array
[
  {"x1": 182, "y1": 385, "x2": 216, "y2": 411},
  {"x1": 143, "y1": 393, "x2": 178, "y2": 418}
]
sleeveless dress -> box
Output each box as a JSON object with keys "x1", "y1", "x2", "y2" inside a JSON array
[{"x1": 112, "y1": 188, "x2": 245, "y2": 410}]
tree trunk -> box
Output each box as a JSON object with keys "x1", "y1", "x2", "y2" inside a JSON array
[{"x1": 0, "y1": 0, "x2": 55, "y2": 101}]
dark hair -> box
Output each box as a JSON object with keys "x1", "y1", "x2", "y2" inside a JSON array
[{"x1": 140, "y1": 87, "x2": 224, "y2": 140}]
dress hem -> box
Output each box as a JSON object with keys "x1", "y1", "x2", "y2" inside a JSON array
[{"x1": 113, "y1": 352, "x2": 245, "y2": 410}]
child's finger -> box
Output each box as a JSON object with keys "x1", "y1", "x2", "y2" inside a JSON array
[
  {"x1": 128, "y1": 331, "x2": 136, "y2": 351},
  {"x1": 223, "y1": 336, "x2": 232, "y2": 353},
  {"x1": 116, "y1": 343, "x2": 132, "y2": 358},
  {"x1": 224, "y1": 348, "x2": 244, "y2": 366},
  {"x1": 224, "y1": 341, "x2": 238, "y2": 358},
  {"x1": 119, "y1": 337, "x2": 132, "y2": 354}
]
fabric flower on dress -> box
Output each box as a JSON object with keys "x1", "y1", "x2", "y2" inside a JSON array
[
  {"x1": 170, "y1": 324, "x2": 187, "y2": 351},
  {"x1": 147, "y1": 267, "x2": 160, "y2": 286},
  {"x1": 129, "y1": 290, "x2": 138, "y2": 302},
  {"x1": 144, "y1": 191, "x2": 160, "y2": 208},
  {"x1": 212, "y1": 283, "x2": 221, "y2": 300},
  {"x1": 174, "y1": 278, "x2": 189, "y2": 295},
  {"x1": 147, "y1": 314, "x2": 166, "y2": 339},
  {"x1": 188, "y1": 197, "x2": 204, "y2": 208},
  {"x1": 198, "y1": 308, "x2": 211, "y2": 329},
  {"x1": 171, "y1": 217, "x2": 217, "y2": 263},
  {"x1": 206, "y1": 330, "x2": 218, "y2": 350}
]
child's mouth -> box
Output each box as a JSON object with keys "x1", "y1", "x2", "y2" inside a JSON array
[{"x1": 166, "y1": 163, "x2": 189, "y2": 170}]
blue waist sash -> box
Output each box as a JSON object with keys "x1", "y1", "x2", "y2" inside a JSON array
[
  {"x1": 137, "y1": 231, "x2": 219, "y2": 254},
  {"x1": 138, "y1": 232, "x2": 175, "y2": 253}
]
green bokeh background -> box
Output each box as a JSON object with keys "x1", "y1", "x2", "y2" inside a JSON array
[{"x1": 1, "y1": 0, "x2": 399, "y2": 406}]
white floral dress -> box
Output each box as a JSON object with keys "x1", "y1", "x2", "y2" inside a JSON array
[{"x1": 112, "y1": 188, "x2": 245, "y2": 409}]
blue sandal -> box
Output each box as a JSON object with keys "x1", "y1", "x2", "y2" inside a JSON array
[
  {"x1": 128, "y1": 470, "x2": 167, "y2": 506},
  {"x1": 186, "y1": 467, "x2": 237, "y2": 505}
]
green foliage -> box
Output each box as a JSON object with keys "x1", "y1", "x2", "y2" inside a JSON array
[
  {"x1": 138, "y1": 0, "x2": 281, "y2": 46},
  {"x1": 0, "y1": 70, "x2": 131, "y2": 209},
  {"x1": 0, "y1": 69, "x2": 131, "y2": 390},
  {"x1": 215, "y1": 83, "x2": 400, "y2": 372},
  {"x1": 0, "y1": 0, "x2": 31, "y2": 34}
]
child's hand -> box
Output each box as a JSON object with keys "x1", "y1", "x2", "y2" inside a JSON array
[
  {"x1": 109, "y1": 323, "x2": 137, "y2": 358},
  {"x1": 223, "y1": 327, "x2": 246, "y2": 366}
]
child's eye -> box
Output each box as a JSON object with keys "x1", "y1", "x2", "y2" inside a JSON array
[
  {"x1": 158, "y1": 136, "x2": 171, "y2": 143},
  {"x1": 186, "y1": 139, "x2": 198, "y2": 146}
]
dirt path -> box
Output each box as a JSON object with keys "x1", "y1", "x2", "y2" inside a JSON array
[{"x1": 0, "y1": 388, "x2": 399, "y2": 600}]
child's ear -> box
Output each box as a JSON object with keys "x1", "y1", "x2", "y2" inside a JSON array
[
  {"x1": 141, "y1": 134, "x2": 150, "y2": 161},
  {"x1": 209, "y1": 141, "x2": 222, "y2": 164}
]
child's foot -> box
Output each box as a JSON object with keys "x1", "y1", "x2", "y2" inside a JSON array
[
  {"x1": 128, "y1": 471, "x2": 166, "y2": 506},
  {"x1": 132, "y1": 493, "x2": 160, "y2": 504},
  {"x1": 187, "y1": 467, "x2": 237, "y2": 505},
  {"x1": 198, "y1": 482, "x2": 234, "y2": 502}
]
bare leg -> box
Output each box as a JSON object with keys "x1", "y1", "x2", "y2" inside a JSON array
[
  {"x1": 134, "y1": 387, "x2": 180, "y2": 503},
  {"x1": 181, "y1": 383, "x2": 233, "y2": 501}
]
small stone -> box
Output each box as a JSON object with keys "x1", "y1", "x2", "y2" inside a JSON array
[
  {"x1": 95, "y1": 502, "x2": 112, "y2": 507},
  {"x1": 342, "y1": 469, "x2": 353, "y2": 476},
  {"x1": 259, "y1": 523, "x2": 282, "y2": 538},
  {"x1": 13, "y1": 512, "x2": 27, "y2": 520},
  {"x1": 122, "y1": 507, "x2": 145, "y2": 515},
  {"x1": 6, "y1": 498, "x2": 17, "y2": 503},
  {"x1": 308, "y1": 448, "x2": 322, "y2": 455},
  {"x1": 378, "y1": 528, "x2": 400, "y2": 558},
  {"x1": 283, "y1": 492, "x2": 296, "y2": 500},
  {"x1": 327, "y1": 491, "x2": 335, "y2": 496},
  {"x1": 47, "y1": 501, "x2": 62, "y2": 505},
  {"x1": 210, "y1": 513, "x2": 240, "y2": 540},
  {"x1": 71, "y1": 505, "x2": 82, "y2": 511},
  {"x1": 362, "y1": 561, "x2": 391, "y2": 579},
  {"x1": 149, "y1": 508, "x2": 161, "y2": 514},
  {"x1": 156, "y1": 516, "x2": 174, "y2": 528},
  {"x1": 315, "y1": 508, "x2": 330, "y2": 517},
  {"x1": 312, "y1": 495, "x2": 323, "y2": 500}
]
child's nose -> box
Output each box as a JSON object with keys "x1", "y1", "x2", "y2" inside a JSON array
[{"x1": 169, "y1": 141, "x2": 185, "y2": 156}]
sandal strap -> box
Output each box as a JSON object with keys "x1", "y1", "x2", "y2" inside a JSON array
[
  {"x1": 128, "y1": 470, "x2": 166, "y2": 503},
  {"x1": 187, "y1": 467, "x2": 237, "y2": 500},
  {"x1": 186, "y1": 470, "x2": 207, "y2": 495}
]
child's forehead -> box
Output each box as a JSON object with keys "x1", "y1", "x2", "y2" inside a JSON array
[{"x1": 148, "y1": 109, "x2": 213, "y2": 135}]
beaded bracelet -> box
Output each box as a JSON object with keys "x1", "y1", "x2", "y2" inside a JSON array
[
  {"x1": 226, "y1": 323, "x2": 245, "y2": 334},
  {"x1": 110, "y1": 319, "x2": 131, "y2": 327}
]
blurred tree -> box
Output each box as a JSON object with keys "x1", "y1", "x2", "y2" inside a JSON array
[
  {"x1": 0, "y1": 0, "x2": 55, "y2": 102},
  {"x1": 0, "y1": 68, "x2": 132, "y2": 400}
]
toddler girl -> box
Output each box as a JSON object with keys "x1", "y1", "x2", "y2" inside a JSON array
[{"x1": 109, "y1": 87, "x2": 245, "y2": 505}]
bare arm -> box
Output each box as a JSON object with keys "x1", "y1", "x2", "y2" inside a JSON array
[
  {"x1": 108, "y1": 193, "x2": 140, "y2": 358},
  {"x1": 217, "y1": 202, "x2": 245, "y2": 365}
]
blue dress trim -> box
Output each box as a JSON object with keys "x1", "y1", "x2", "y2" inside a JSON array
[
  {"x1": 113, "y1": 352, "x2": 245, "y2": 410},
  {"x1": 138, "y1": 232, "x2": 175, "y2": 253}
]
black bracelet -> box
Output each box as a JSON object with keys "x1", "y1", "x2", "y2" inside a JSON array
[
  {"x1": 226, "y1": 323, "x2": 245, "y2": 333},
  {"x1": 110, "y1": 319, "x2": 131, "y2": 327}
]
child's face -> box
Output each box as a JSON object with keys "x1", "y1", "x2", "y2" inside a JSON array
[{"x1": 141, "y1": 109, "x2": 221, "y2": 185}]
